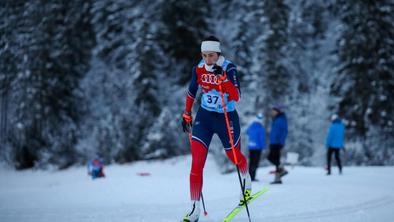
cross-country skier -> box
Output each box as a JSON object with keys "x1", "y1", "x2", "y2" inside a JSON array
[{"x1": 181, "y1": 36, "x2": 251, "y2": 222}]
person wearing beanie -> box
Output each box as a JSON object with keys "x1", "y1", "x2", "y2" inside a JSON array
[
  {"x1": 325, "y1": 114, "x2": 345, "y2": 175},
  {"x1": 181, "y1": 36, "x2": 250, "y2": 222},
  {"x1": 246, "y1": 113, "x2": 266, "y2": 181},
  {"x1": 267, "y1": 104, "x2": 288, "y2": 184}
]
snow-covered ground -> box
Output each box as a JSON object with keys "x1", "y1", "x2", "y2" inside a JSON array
[{"x1": 1, "y1": 155, "x2": 394, "y2": 222}]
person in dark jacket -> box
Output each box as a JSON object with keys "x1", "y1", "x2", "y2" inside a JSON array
[
  {"x1": 267, "y1": 105, "x2": 288, "y2": 184},
  {"x1": 246, "y1": 113, "x2": 266, "y2": 181},
  {"x1": 326, "y1": 114, "x2": 345, "y2": 175}
]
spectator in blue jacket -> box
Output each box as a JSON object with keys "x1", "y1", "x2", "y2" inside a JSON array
[
  {"x1": 326, "y1": 114, "x2": 345, "y2": 175},
  {"x1": 267, "y1": 105, "x2": 288, "y2": 184},
  {"x1": 246, "y1": 113, "x2": 266, "y2": 181}
]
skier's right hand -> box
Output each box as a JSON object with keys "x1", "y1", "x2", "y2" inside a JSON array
[
  {"x1": 182, "y1": 111, "x2": 192, "y2": 133},
  {"x1": 212, "y1": 64, "x2": 223, "y2": 76}
]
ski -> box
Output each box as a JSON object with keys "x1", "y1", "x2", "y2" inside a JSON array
[{"x1": 223, "y1": 186, "x2": 269, "y2": 222}]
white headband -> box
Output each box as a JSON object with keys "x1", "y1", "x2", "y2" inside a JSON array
[{"x1": 201, "y1": 41, "x2": 221, "y2": 53}]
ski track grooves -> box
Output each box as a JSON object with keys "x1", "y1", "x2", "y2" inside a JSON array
[{"x1": 259, "y1": 196, "x2": 394, "y2": 221}]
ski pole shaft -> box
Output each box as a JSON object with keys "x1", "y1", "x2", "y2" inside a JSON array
[
  {"x1": 218, "y1": 83, "x2": 238, "y2": 165},
  {"x1": 218, "y1": 80, "x2": 252, "y2": 222},
  {"x1": 201, "y1": 192, "x2": 208, "y2": 216}
]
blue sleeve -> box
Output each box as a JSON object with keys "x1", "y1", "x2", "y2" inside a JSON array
[
  {"x1": 326, "y1": 125, "x2": 334, "y2": 147},
  {"x1": 246, "y1": 124, "x2": 252, "y2": 136},
  {"x1": 278, "y1": 119, "x2": 285, "y2": 144},
  {"x1": 226, "y1": 63, "x2": 241, "y2": 95},
  {"x1": 338, "y1": 123, "x2": 345, "y2": 147},
  {"x1": 271, "y1": 121, "x2": 280, "y2": 144},
  {"x1": 187, "y1": 66, "x2": 199, "y2": 98},
  {"x1": 281, "y1": 118, "x2": 288, "y2": 144},
  {"x1": 339, "y1": 124, "x2": 344, "y2": 146}
]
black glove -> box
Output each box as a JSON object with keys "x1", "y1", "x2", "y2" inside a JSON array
[
  {"x1": 212, "y1": 64, "x2": 223, "y2": 76},
  {"x1": 182, "y1": 111, "x2": 192, "y2": 133}
]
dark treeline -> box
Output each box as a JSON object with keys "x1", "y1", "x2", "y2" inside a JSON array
[{"x1": 0, "y1": 0, "x2": 393, "y2": 169}]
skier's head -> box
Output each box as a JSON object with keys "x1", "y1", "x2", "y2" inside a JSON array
[
  {"x1": 272, "y1": 104, "x2": 285, "y2": 117},
  {"x1": 256, "y1": 113, "x2": 264, "y2": 121},
  {"x1": 331, "y1": 114, "x2": 339, "y2": 122},
  {"x1": 201, "y1": 36, "x2": 221, "y2": 65}
]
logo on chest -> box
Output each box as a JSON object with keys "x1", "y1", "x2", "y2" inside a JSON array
[{"x1": 199, "y1": 73, "x2": 219, "y2": 85}]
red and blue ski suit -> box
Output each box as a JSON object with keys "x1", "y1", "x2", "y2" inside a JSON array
[{"x1": 184, "y1": 56, "x2": 248, "y2": 201}]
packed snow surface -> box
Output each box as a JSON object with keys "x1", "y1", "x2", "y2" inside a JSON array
[{"x1": 1, "y1": 155, "x2": 393, "y2": 222}]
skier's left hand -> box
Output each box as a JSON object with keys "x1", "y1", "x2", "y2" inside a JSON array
[{"x1": 213, "y1": 64, "x2": 227, "y2": 84}]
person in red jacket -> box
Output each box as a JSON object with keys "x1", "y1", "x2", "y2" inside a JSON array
[{"x1": 181, "y1": 36, "x2": 251, "y2": 222}]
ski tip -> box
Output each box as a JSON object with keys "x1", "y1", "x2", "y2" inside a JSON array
[{"x1": 204, "y1": 211, "x2": 208, "y2": 216}]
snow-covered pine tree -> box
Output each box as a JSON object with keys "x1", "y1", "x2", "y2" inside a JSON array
[
  {"x1": 230, "y1": 0, "x2": 268, "y2": 114},
  {"x1": 1, "y1": 1, "x2": 95, "y2": 169},
  {"x1": 0, "y1": 1, "x2": 25, "y2": 163},
  {"x1": 0, "y1": 2, "x2": 42, "y2": 168},
  {"x1": 121, "y1": 14, "x2": 162, "y2": 162},
  {"x1": 158, "y1": 0, "x2": 211, "y2": 85},
  {"x1": 331, "y1": 0, "x2": 394, "y2": 164},
  {"x1": 39, "y1": 1, "x2": 95, "y2": 168},
  {"x1": 83, "y1": 0, "x2": 140, "y2": 163},
  {"x1": 140, "y1": 0, "x2": 213, "y2": 158},
  {"x1": 283, "y1": 0, "x2": 339, "y2": 164},
  {"x1": 82, "y1": 0, "x2": 168, "y2": 163},
  {"x1": 260, "y1": 0, "x2": 291, "y2": 158},
  {"x1": 262, "y1": 0, "x2": 291, "y2": 107}
]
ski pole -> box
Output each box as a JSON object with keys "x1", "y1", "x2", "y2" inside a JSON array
[
  {"x1": 217, "y1": 75, "x2": 252, "y2": 222},
  {"x1": 201, "y1": 192, "x2": 208, "y2": 216},
  {"x1": 187, "y1": 125, "x2": 208, "y2": 216}
]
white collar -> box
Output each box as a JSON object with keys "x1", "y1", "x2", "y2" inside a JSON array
[{"x1": 204, "y1": 56, "x2": 225, "y2": 71}]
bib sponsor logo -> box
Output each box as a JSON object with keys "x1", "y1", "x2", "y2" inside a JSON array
[{"x1": 201, "y1": 73, "x2": 219, "y2": 85}]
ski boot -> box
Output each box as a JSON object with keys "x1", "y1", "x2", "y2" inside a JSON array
[
  {"x1": 183, "y1": 201, "x2": 200, "y2": 222},
  {"x1": 239, "y1": 173, "x2": 252, "y2": 205},
  {"x1": 278, "y1": 167, "x2": 288, "y2": 178},
  {"x1": 239, "y1": 188, "x2": 252, "y2": 206},
  {"x1": 270, "y1": 172, "x2": 282, "y2": 184}
]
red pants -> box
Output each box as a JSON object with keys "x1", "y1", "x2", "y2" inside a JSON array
[{"x1": 190, "y1": 139, "x2": 248, "y2": 201}]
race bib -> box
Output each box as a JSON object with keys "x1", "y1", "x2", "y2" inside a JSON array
[
  {"x1": 201, "y1": 89, "x2": 236, "y2": 113},
  {"x1": 202, "y1": 90, "x2": 222, "y2": 110}
]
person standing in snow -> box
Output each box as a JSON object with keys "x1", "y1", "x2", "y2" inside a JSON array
[
  {"x1": 181, "y1": 36, "x2": 251, "y2": 222},
  {"x1": 246, "y1": 113, "x2": 266, "y2": 182},
  {"x1": 325, "y1": 114, "x2": 345, "y2": 175},
  {"x1": 87, "y1": 156, "x2": 105, "y2": 179},
  {"x1": 267, "y1": 105, "x2": 288, "y2": 184}
]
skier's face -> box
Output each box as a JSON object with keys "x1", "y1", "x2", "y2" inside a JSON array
[
  {"x1": 271, "y1": 109, "x2": 279, "y2": 117},
  {"x1": 201, "y1": 51, "x2": 219, "y2": 65}
]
